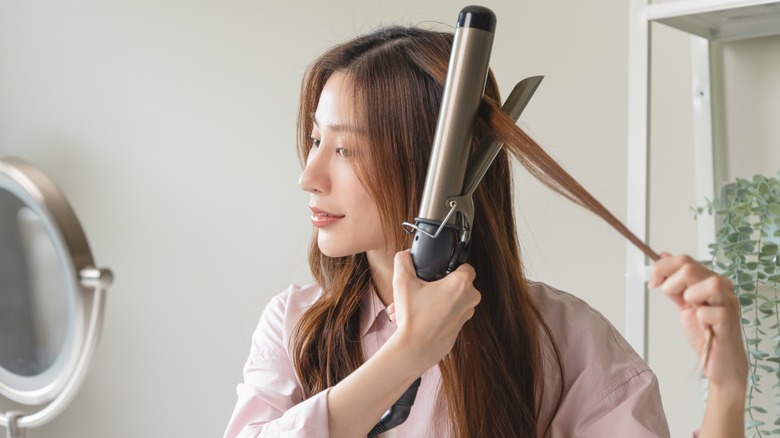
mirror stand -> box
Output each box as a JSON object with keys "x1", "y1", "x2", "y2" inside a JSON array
[{"x1": 1, "y1": 272, "x2": 111, "y2": 438}]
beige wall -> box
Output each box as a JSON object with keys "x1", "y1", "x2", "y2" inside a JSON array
[{"x1": 0, "y1": 1, "x2": 776, "y2": 437}]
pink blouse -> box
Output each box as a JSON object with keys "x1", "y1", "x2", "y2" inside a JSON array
[{"x1": 224, "y1": 282, "x2": 672, "y2": 437}]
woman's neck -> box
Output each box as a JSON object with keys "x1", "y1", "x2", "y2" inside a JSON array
[{"x1": 366, "y1": 249, "x2": 395, "y2": 307}]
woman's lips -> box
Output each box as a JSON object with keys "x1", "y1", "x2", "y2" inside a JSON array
[{"x1": 309, "y1": 206, "x2": 345, "y2": 228}]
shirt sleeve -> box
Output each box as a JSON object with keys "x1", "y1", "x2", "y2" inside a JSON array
[
  {"x1": 568, "y1": 368, "x2": 670, "y2": 437},
  {"x1": 532, "y1": 283, "x2": 671, "y2": 438},
  {"x1": 223, "y1": 290, "x2": 331, "y2": 438}
]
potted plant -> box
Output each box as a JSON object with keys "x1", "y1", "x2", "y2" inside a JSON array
[{"x1": 695, "y1": 172, "x2": 780, "y2": 437}]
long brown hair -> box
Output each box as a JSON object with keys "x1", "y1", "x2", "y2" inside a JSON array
[{"x1": 291, "y1": 26, "x2": 642, "y2": 437}]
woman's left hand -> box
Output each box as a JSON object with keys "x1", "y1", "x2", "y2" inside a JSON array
[{"x1": 648, "y1": 253, "x2": 748, "y2": 390}]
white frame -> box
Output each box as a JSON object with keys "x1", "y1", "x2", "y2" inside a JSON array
[{"x1": 625, "y1": 0, "x2": 780, "y2": 359}]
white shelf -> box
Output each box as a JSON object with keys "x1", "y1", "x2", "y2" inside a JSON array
[
  {"x1": 648, "y1": 0, "x2": 780, "y2": 40},
  {"x1": 624, "y1": 0, "x2": 780, "y2": 359}
]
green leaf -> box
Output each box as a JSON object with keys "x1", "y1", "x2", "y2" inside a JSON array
[
  {"x1": 753, "y1": 406, "x2": 768, "y2": 414},
  {"x1": 750, "y1": 350, "x2": 769, "y2": 360},
  {"x1": 762, "y1": 243, "x2": 779, "y2": 255},
  {"x1": 741, "y1": 295, "x2": 755, "y2": 306},
  {"x1": 740, "y1": 282, "x2": 756, "y2": 292},
  {"x1": 739, "y1": 272, "x2": 755, "y2": 284},
  {"x1": 760, "y1": 301, "x2": 777, "y2": 312}
]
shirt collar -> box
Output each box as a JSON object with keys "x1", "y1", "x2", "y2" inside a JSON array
[{"x1": 359, "y1": 286, "x2": 390, "y2": 337}]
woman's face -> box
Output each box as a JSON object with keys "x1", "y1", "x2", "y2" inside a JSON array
[{"x1": 298, "y1": 72, "x2": 386, "y2": 259}]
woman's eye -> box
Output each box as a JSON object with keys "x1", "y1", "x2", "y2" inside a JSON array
[
  {"x1": 310, "y1": 137, "x2": 321, "y2": 149},
  {"x1": 336, "y1": 147, "x2": 353, "y2": 158}
]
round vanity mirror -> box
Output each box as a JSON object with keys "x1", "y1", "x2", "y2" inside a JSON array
[{"x1": 0, "y1": 157, "x2": 112, "y2": 437}]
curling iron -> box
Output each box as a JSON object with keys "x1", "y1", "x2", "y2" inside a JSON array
[
  {"x1": 368, "y1": 5, "x2": 545, "y2": 436},
  {"x1": 403, "y1": 5, "x2": 496, "y2": 281}
]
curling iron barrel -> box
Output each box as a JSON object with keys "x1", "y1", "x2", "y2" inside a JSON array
[{"x1": 410, "y1": 5, "x2": 496, "y2": 281}]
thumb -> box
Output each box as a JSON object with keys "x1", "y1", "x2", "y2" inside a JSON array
[{"x1": 394, "y1": 250, "x2": 416, "y2": 278}]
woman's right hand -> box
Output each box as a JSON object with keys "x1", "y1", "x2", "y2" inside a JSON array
[{"x1": 389, "y1": 250, "x2": 482, "y2": 374}]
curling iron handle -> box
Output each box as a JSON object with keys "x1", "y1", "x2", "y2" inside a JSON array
[{"x1": 410, "y1": 220, "x2": 469, "y2": 281}]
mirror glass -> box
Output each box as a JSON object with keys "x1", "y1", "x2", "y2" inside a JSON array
[{"x1": 0, "y1": 188, "x2": 72, "y2": 380}]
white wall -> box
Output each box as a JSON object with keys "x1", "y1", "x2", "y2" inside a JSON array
[
  {"x1": 0, "y1": 1, "x2": 775, "y2": 437},
  {"x1": 718, "y1": 35, "x2": 780, "y2": 182}
]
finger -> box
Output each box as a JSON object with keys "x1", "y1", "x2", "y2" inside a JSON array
[
  {"x1": 650, "y1": 254, "x2": 705, "y2": 288},
  {"x1": 393, "y1": 250, "x2": 422, "y2": 287},
  {"x1": 447, "y1": 262, "x2": 476, "y2": 283},
  {"x1": 696, "y1": 305, "x2": 738, "y2": 336},
  {"x1": 647, "y1": 252, "x2": 673, "y2": 289},
  {"x1": 657, "y1": 259, "x2": 713, "y2": 304},
  {"x1": 441, "y1": 264, "x2": 480, "y2": 307},
  {"x1": 681, "y1": 275, "x2": 734, "y2": 307}
]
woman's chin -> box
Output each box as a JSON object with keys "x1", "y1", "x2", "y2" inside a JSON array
[{"x1": 316, "y1": 239, "x2": 353, "y2": 259}]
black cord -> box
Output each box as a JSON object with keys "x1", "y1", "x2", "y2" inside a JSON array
[{"x1": 367, "y1": 377, "x2": 422, "y2": 437}]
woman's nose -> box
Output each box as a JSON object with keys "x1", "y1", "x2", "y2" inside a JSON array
[{"x1": 298, "y1": 149, "x2": 329, "y2": 194}]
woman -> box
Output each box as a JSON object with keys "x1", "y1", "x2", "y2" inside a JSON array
[{"x1": 224, "y1": 26, "x2": 746, "y2": 437}]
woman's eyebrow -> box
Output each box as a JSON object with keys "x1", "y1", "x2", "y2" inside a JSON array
[{"x1": 311, "y1": 113, "x2": 366, "y2": 135}]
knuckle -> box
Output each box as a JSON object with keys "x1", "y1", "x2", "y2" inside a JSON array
[
  {"x1": 713, "y1": 275, "x2": 733, "y2": 291},
  {"x1": 677, "y1": 254, "x2": 695, "y2": 265},
  {"x1": 458, "y1": 264, "x2": 476, "y2": 280},
  {"x1": 708, "y1": 306, "x2": 730, "y2": 323},
  {"x1": 680, "y1": 261, "x2": 698, "y2": 277},
  {"x1": 466, "y1": 289, "x2": 481, "y2": 308}
]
